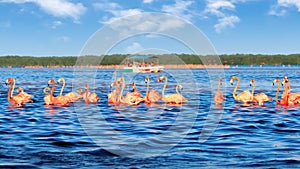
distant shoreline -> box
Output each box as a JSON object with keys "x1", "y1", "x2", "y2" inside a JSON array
[
  {"x1": 1, "y1": 64, "x2": 298, "y2": 69},
  {"x1": 0, "y1": 54, "x2": 299, "y2": 66}
]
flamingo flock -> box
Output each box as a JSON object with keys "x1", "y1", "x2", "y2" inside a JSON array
[
  {"x1": 5, "y1": 73, "x2": 297, "y2": 108},
  {"x1": 4, "y1": 73, "x2": 188, "y2": 107},
  {"x1": 228, "y1": 75, "x2": 300, "y2": 106}
]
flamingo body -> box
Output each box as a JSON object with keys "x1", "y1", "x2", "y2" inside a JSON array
[
  {"x1": 250, "y1": 79, "x2": 272, "y2": 105},
  {"x1": 5, "y1": 78, "x2": 30, "y2": 107},
  {"x1": 144, "y1": 76, "x2": 161, "y2": 104},
  {"x1": 159, "y1": 76, "x2": 187, "y2": 104},
  {"x1": 230, "y1": 76, "x2": 253, "y2": 104},
  {"x1": 83, "y1": 84, "x2": 100, "y2": 104}
]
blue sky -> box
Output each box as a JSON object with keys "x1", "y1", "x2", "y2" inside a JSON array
[{"x1": 0, "y1": 0, "x2": 299, "y2": 56}]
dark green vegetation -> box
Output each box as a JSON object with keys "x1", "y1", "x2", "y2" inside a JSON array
[{"x1": 0, "y1": 54, "x2": 299, "y2": 66}]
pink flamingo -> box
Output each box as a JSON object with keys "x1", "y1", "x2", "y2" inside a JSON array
[
  {"x1": 281, "y1": 76, "x2": 300, "y2": 104},
  {"x1": 108, "y1": 77, "x2": 122, "y2": 104},
  {"x1": 118, "y1": 77, "x2": 143, "y2": 105},
  {"x1": 5, "y1": 78, "x2": 27, "y2": 106},
  {"x1": 273, "y1": 78, "x2": 293, "y2": 106},
  {"x1": 214, "y1": 78, "x2": 224, "y2": 105},
  {"x1": 250, "y1": 79, "x2": 272, "y2": 105},
  {"x1": 143, "y1": 76, "x2": 161, "y2": 104},
  {"x1": 57, "y1": 78, "x2": 82, "y2": 102},
  {"x1": 83, "y1": 84, "x2": 100, "y2": 104},
  {"x1": 159, "y1": 75, "x2": 188, "y2": 104},
  {"x1": 47, "y1": 79, "x2": 71, "y2": 106},
  {"x1": 230, "y1": 76, "x2": 253, "y2": 104},
  {"x1": 16, "y1": 87, "x2": 33, "y2": 103},
  {"x1": 108, "y1": 71, "x2": 120, "y2": 104},
  {"x1": 43, "y1": 87, "x2": 53, "y2": 105}
]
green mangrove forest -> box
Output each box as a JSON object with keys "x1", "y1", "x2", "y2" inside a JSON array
[{"x1": 0, "y1": 54, "x2": 299, "y2": 66}]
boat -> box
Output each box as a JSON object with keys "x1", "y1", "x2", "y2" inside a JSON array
[{"x1": 122, "y1": 55, "x2": 164, "y2": 73}]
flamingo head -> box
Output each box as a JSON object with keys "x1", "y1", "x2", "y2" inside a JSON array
[
  {"x1": 282, "y1": 75, "x2": 289, "y2": 85},
  {"x1": 250, "y1": 79, "x2": 255, "y2": 86},
  {"x1": 145, "y1": 76, "x2": 149, "y2": 83},
  {"x1": 229, "y1": 77, "x2": 234, "y2": 85},
  {"x1": 84, "y1": 84, "x2": 89, "y2": 89},
  {"x1": 219, "y1": 78, "x2": 222, "y2": 85},
  {"x1": 273, "y1": 79, "x2": 280, "y2": 86},
  {"x1": 47, "y1": 79, "x2": 55, "y2": 86},
  {"x1": 178, "y1": 84, "x2": 183, "y2": 90},
  {"x1": 57, "y1": 78, "x2": 65, "y2": 84},
  {"x1": 5, "y1": 77, "x2": 15, "y2": 85},
  {"x1": 131, "y1": 82, "x2": 136, "y2": 92},
  {"x1": 159, "y1": 76, "x2": 166, "y2": 82}
]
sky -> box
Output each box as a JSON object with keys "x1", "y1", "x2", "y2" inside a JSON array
[{"x1": 0, "y1": 0, "x2": 299, "y2": 56}]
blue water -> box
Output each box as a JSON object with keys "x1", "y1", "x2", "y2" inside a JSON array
[{"x1": 0, "y1": 67, "x2": 300, "y2": 168}]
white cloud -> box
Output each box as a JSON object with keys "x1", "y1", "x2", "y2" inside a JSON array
[
  {"x1": 269, "y1": 6, "x2": 287, "y2": 16},
  {"x1": 214, "y1": 15, "x2": 240, "y2": 33},
  {"x1": 51, "y1": 20, "x2": 62, "y2": 29},
  {"x1": 93, "y1": 2, "x2": 142, "y2": 23},
  {"x1": 278, "y1": 0, "x2": 300, "y2": 10},
  {"x1": 270, "y1": 0, "x2": 300, "y2": 16},
  {"x1": 125, "y1": 42, "x2": 144, "y2": 53},
  {"x1": 108, "y1": 13, "x2": 187, "y2": 37},
  {"x1": 162, "y1": 0, "x2": 194, "y2": 21},
  {"x1": 0, "y1": 0, "x2": 86, "y2": 22},
  {"x1": 205, "y1": 0, "x2": 235, "y2": 17},
  {"x1": 143, "y1": 0, "x2": 153, "y2": 4},
  {"x1": 204, "y1": 0, "x2": 244, "y2": 32}
]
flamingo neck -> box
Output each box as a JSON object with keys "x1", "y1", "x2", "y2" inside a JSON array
[
  {"x1": 217, "y1": 81, "x2": 221, "y2": 92},
  {"x1": 44, "y1": 88, "x2": 51, "y2": 95},
  {"x1": 146, "y1": 80, "x2": 150, "y2": 99},
  {"x1": 7, "y1": 79, "x2": 14, "y2": 102},
  {"x1": 119, "y1": 79, "x2": 125, "y2": 102},
  {"x1": 176, "y1": 84, "x2": 180, "y2": 95},
  {"x1": 50, "y1": 81, "x2": 55, "y2": 96},
  {"x1": 60, "y1": 78, "x2": 66, "y2": 96},
  {"x1": 133, "y1": 83, "x2": 137, "y2": 92},
  {"x1": 50, "y1": 81, "x2": 56, "y2": 102},
  {"x1": 283, "y1": 81, "x2": 290, "y2": 95},
  {"x1": 162, "y1": 76, "x2": 168, "y2": 98},
  {"x1": 276, "y1": 81, "x2": 280, "y2": 104},
  {"x1": 232, "y1": 76, "x2": 240, "y2": 100},
  {"x1": 11, "y1": 78, "x2": 16, "y2": 98},
  {"x1": 251, "y1": 81, "x2": 256, "y2": 96}
]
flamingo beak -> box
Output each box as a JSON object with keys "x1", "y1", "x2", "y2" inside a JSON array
[
  {"x1": 230, "y1": 80, "x2": 233, "y2": 85},
  {"x1": 272, "y1": 82, "x2": 275, "y2": 86}
]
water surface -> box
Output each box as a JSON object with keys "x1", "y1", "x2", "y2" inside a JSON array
[{"x1": 0, "y1": 67, "x2": 300, "y2": 168}]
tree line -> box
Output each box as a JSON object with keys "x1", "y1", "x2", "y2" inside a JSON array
[{"x1": 0, "y1": 54, "x2": 299, "y2": 66}]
